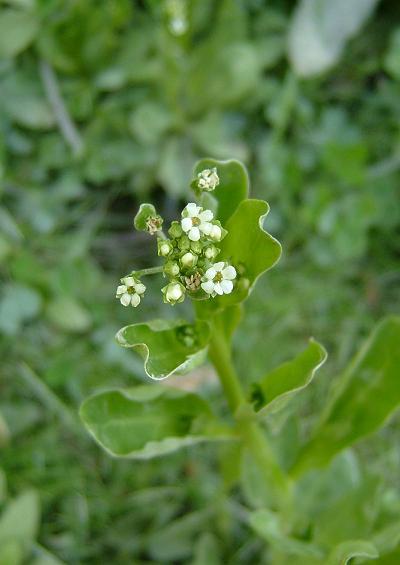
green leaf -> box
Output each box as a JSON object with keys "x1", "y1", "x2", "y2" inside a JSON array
[
  {"x1": 46, "y1": 296, "x2": 91, "y2": 333},
  {"x1": 249, "y1": 509, "x2": 324, "y2": 560},
  {"x1": 251, "y1": 339, "x2": 327, "y2": 415},
  {"x1": 0, "y1": 284, "x2": 41, "y2": 336},
  {"x1": 0, "y1": 489, "x2": 40, "y2": 548},
  {"x1": 288, "y1": 0, "x2": 380, "y2": 76},
  {"x1": 198, "y1": 199, "x2": 281, "y2": 317},
  {"x1": 0, "y1": 540, "x2": 24, "y2": 565},
  {"x1": 326, "y1": 540, "x2": 378, "y2": 565},
  {"x1": 0, "y1": 9, "x2": 38, "y2": 58},
  {"x1": 193, "y1": 159, "x2": 249, "y2": 224},
  {"x1": 80, "y1": 385, "x2": 231, "y2": 459},
  {"x1": 292, "y1": 317, "x2": 400, "y2": 474},
  {"x1": 133, "y1": 203, "x2": 158, "y2": 231},
  {"x1": 116, "y1": 319, "x2": 211, "y2": 380}
]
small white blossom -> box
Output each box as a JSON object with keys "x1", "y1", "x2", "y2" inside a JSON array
[
  {"x1": 181, "y1": 203, "x2": 214, "y2": 242},
  {"x1": 201, "y1": 262, "x2": 236, "y2": 297},
  {"x1": 209, "y1": 224, "x2": 222, "y2": 241},
  {"x1": 116, "y1": 276, "x2": 146, "y2": 307},
  {"x1": 197, "y1": 167, "x2": 219, "y2": 191},
  {"x1": 162, "y1": 281, "x2": 186, "y2": 305}
]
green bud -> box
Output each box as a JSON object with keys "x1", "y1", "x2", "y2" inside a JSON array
[
  {"x1": 157, "y1": 238, "x2": 173, "y2": 257},
  {"x1": 178, "y1": 234, "x2": 190, "y2": 252},
  {"x1": 203, "y1": 244, "x2": 219, "y2": 260},
  {"x1": 180, "y1": 251, "x2": 198, "y2": 269},
  {"x1": 164, "y1": 261, "x2": 180, "y2": 277},
  {"x1": 162, "y1": 281, "x2": 186, "y2": 305},
  {"x1": 190, "y1": 240, "x2": 202, "y2": 254},
  {"x1": 168, "y1": 221, "x2": 183, "y2": 239}
]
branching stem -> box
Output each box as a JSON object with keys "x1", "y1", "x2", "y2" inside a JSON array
[{"x1": 128, "y1": 266, "x2": 164, "y2": 278}]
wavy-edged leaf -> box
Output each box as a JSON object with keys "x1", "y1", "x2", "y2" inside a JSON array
[
  {"x1": 197, "y1": 199, "x2": 281, "y2": 317},
  {"x1": 251, "y1": 339, "x2": 327, "y2": 415},
  {"x1": 326, "y1": 540, "x2": 378, "y2": 565},
  {"x1": 116, "y1": 319, "x2": 211, "y2": 380},
  {"x1": 292, "y1": 317, "x2": 400, "y2": 475},
  {"x1": 193, "y1": 158, "x2": 249, "y2": 224},
  {"x1": 80, "y1": 385, "x2": 232, "y2": 459}
]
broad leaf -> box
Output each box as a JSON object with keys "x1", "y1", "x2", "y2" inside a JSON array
[
  {"x1": 251, "y1": 339, "x2": 327, "y2": 415},
  {"x1": 0, "y1": 9, "x2": 38, "y2": 58},
  {"x1": 197, "y1": 199, "x2": 281, "y2": 317},
  {"x1": 80, "y1": 385, "x2": 232, "y2": 459},
  {"x1": 326, "y1": 540, "x2": 378, "y2": 565},
  {"x1": 288, "y1": 0, "x2": 380, "y2": 76},
  {"x1": 292, "y1": 317, "x2": 400, "y2": 474},
  {"x1": 193, "y1": 159, "x2": 249, "y2": 224},
  {"x1": 116, "y1": 319, "x2": 211, "y2": 380}
]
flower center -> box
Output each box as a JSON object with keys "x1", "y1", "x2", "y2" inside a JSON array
[
  {"x1": 127, "y1": 286, "x2": 136, "y2": 294},
  {"x1": 192, "y1": 217, "x2": 201, "y2": 226},
  {"x1": 214, "y1": 272, "x2": 223, "y2": 283}
]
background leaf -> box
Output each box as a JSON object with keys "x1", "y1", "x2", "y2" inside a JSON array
[
  {"x1": 80, "y1": 385, "x2": 231, "y2": 459},
  {"x1": 293, "y1": 317, "x2": 400, "y2": 474},
  {"x1": 115, "y1": 319, "x2": 211, "y2": 380},
  {"x1": 0, "y1": 9, "x2": 38, "y2": 58},
  {"x1": 326, "y1": 540, "x2": 378, "y2": 565}
]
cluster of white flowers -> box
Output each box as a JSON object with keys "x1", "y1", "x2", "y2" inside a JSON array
[
  {"x1": 116, "y1": 276, "x2": 146, "y2": 308},
  {"x1": 116, "y1": 167, "x2": 238, "y2": 307}
]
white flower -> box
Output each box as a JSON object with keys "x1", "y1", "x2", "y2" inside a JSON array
[
  {"x1": 197, "y1": 167, "x2": 219, "y2": 191},
  {"x1": 209, "y1": 224, "x2": 222, "y2": 242},
  {"x1": 181, "y1": 203, "x2": 214, "y2": 242},
  {"x1": 201, "y1": 262, "x2": 237, "y2": 297},
  {"x1": 116, "y1": 276, "x2": 146, "y2": 307}
]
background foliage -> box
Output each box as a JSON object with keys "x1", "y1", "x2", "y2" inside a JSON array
[{"x1": 1, "y1": 0, "x2": 399, "y2": 563}]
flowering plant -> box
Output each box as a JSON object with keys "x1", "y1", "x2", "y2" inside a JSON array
[{"x1": 80, "y1": 159, "x2": 400, "y2": 564}]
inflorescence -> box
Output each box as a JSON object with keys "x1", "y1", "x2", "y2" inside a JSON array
[{"x1": 116, "y1": 167, "x2": 237, "y2": 307}]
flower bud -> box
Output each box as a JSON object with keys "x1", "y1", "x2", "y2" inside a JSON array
[
  {"x1": 177, "y1": 234, "x2": 191, "y2": 252},
  {"x1": 162, "y1": 281, "x2": 186, "y2": 305},
  {"x1": 158, "y1": 239, "x2": 173, "y2": 257},
  {"x1": 210, "y1": 224, "x2": 222, "y2": 241},
  {"x1": 204, "y1": 244, "x2": 219, "y2": 260},
  {"x1": 168, "y1": 221, "x2": 183, "y2": 239},
  {"x1": 180, "y1": 251, "x2": 198, "y2": 269},
  {"x1": 164, "y1": 261, "x2": 180, "y2": 277},
  {"x1": 190, "y1": 240, "x2": 202, "y2": 254}
]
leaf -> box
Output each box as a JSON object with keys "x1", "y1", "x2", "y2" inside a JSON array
[
  {"x1": 0, "y1": 9, "x2": 38, "y2": 58},
  {"x1": 80, "y1": 385, "x2": 231, "y2": 459},
  {"x1": 0, "y1": 284, "x2": 41, "y2": 336},
  {"x1": 115, "y1": 319, "x2": 211, "y2": 380},
  {"x1": 0, "y1": 489, "x2": 40, "y2": 548},
  {"x1": 326, "y1": 540, "x2": 378, "y2": 565},
  {"x1": 288, "y1": 0, "x2": 380, "y2": 76},
  {"x1": 133, "y1": 203, "x2": 158, "y2": 231},
  {"x1": 193, "y1": 158, "x2": 249, "y2": 224},
  {"x1": 249, "y1": 509, "x2": 324, "y2": 560},
  {"x1": 251, "y1": 339, "x2": 327, "y2": 415},
  {"x1": 292, "y1": 317, "x2": 400, "y2": 474},
  {"x1": 46, "y1": 296, "x2": 91, "y2": 333},
  {"x1": 198, "y1": 199, "x2": 281, "y2": 317},
  {"x1": 0, "y1": 540, "x2": 24, "y2": 565}
]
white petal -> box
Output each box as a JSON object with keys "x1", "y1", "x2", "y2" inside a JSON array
[
  {"x1": 131, "y1": 293, "x2": 140, "y2": 307},
  {"x1": 213, "y1": 262, "x2": 224, "y2": 272},
  {"x1": 120, "y1": 293, "x2": 131, "y2": 307},
  {"x1": 199, "y1": 209, "x2": 213, "y2": 222},
  {"x1": 199, "y1": 221, "x2": 212, "y2": 235},
  {"x1": 210, "y1": 225, "x2": 222, "y2": 241},
  {"x1": 213, "y1": 283, "x2": 224, "y2": 295},
  {"x1": 188, "y1": 227, "x2": 200, "y2": 241},
  {"x1": 123, "y1": 276, "x2": 135, "y2": 287},
  {"x1": 201, "y1": 281, "x2": 215, "y2": 294},
  {"x1": 135, "y1": 283, "x2": 146, "y2": 294},
  {"x1": 220, "y1": 279, "x2": 233, "y2": 294},
  {"x1": 116, "y1": 285, "x2": 127, "y2": 296},
  {"x1": 181, "y1": 217, "x2": 192, "y2": 232},
  {"x1": 222, "y1": 266, "x2": 236, "y2": 280},
  {"x1": 205, "y1": 267, "x2": 216, "y2": 279},
  {"x1": 185, "y1": 203, "x2": 200, "y2": 217}
]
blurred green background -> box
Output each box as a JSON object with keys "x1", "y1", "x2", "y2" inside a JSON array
[{"x1": 1, "y1": 0, "x2": 399, "y2": 563}]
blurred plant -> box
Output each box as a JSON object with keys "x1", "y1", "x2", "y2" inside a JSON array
[{"x1": 81, "y1": 160, "x2": 400, "y2": 564}]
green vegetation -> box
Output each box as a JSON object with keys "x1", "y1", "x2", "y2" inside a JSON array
[{"x1": 1, "y1": 1, "x2": 400, "y2": 563}]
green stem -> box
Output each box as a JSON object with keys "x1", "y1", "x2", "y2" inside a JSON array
[
  {"x1": 129, "y1": 266, "x2": 164, "y2": 278},
  {"x1": 208, "y1": 316, "x2": 293, "y2": 512}
]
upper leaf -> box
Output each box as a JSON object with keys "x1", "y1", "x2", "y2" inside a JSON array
[
  {"x1": 292, "y1": 317, "x2": 400, "y2": 475},
  {"x1": 80, "y1": 385, "x2": 232, "y2": 459},
  {"x1": 193, "y1": 159, "x2": 249, "y2": 224},
  {"x1": 116, "y1": 319, "x2": 211, "y2": 380},
  {"x1": 326, "y1": 540, "x2": 378, "y2": 565},
  {"x1": 133, "y1": 203, "x2": 158, "y2": 231},
  {"x1": 251, "y1": 339, "x2": 327, "y2": 415}
]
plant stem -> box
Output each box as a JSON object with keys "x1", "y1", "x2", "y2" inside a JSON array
[
  {"x1": 208, "y1": 316, "x2": 293, "y2": 512},
  {"x1": 128, "y1": 266, "x2": 164, "y2": 278}
]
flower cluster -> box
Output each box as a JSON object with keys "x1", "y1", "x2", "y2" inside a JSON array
[{"x1": 116, "y1": 168, "x2": 237, "y2": 307}]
